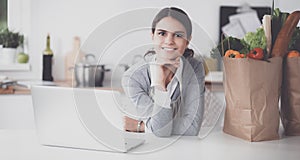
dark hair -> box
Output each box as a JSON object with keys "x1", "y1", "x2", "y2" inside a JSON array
[
  {"x1": 152, "y1": 7, "x2": 192, "y2": 40},
  {"x1": 145, "y1": 7, "x2": 194, "y2": 58}
]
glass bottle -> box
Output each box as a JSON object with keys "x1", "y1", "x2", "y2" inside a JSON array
[{"x1": 42, "y1": 33, "x2": 54, "y2": 81}]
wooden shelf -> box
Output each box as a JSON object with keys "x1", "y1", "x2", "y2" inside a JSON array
[{"x1": 0, "y1": 64, "x2": 31, "y2": 71}]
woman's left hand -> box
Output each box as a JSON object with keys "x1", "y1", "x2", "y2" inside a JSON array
[{"x1": 124, "y1": 116, "x2": 140, "y2": 132}]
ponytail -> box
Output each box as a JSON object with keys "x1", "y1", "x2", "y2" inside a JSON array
[{"x1": 183, "y1": 48, "x2": 194, "y2": 58}]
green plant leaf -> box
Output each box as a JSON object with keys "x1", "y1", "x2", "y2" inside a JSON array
[{"x1": 0, "y1": 28, "x2": 23, "y2": 48}]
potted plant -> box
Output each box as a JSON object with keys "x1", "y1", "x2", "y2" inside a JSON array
[{"x1": 0, "y1": 28, "x2": 24, "y2": 64}]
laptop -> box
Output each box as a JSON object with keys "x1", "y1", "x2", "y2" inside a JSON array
[{"x1": 31, "y1": 85, "x2": 145, "y2": 153}]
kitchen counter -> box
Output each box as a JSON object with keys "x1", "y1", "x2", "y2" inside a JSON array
[
  {"x1": 1, "y1": 127, "x2": 299, "y2": 160},
  {"x1": 13, "y1": 80, "x2": 73, "y2": 94},
  {"x1": 1, "y1": 80, "x2": 224, "y2": 95},
  {"x1": 0, "y1": 80, "x2": 125, "y2": 95},
  {"x1": 0, "y1": 80, "x2": 68, "y2": 95}
]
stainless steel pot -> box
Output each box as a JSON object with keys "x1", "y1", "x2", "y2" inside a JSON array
[{"x1": 74, "y1": 54, "x2": 110, "y2": 87}]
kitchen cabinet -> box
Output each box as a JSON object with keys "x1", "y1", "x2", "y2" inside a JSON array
[
  {"x1": 0, "y1": 91, "x2": 226, "y2": 130},
  {"x1": 0, "y1": 80, "x2": 70, "y2": 129},
  {"x1": 0, "y1": 94, "x2": 35, "y2": 129},
  {"x1": 0, "y1": 77, "x2": 225, "y2": 129}
]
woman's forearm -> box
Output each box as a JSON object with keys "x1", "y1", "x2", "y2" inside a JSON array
[{"x1": 146, "y1": 106, "x2": 173, "y2": 137}]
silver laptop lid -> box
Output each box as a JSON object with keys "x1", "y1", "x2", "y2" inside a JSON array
[{"x1": 31, "y1": 86, "x2": 142, "y2": 152}]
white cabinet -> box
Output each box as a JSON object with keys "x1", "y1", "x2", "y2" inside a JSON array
[
  {"x1": 0, "y1": 95, "x2": 35, "y2": 129},
  {"x1": 0, "y1": 88, "x2": 225, "y2": 129}
]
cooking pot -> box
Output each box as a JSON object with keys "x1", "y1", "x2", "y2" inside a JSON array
[{"x1": 74, "y1": 54, "x2": 110, "y2": 87}]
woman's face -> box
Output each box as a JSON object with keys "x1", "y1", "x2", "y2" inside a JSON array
[{"x1": 152, "y1": 16, "x2": 190, "y2": 60}]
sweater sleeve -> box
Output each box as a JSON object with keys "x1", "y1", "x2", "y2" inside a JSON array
[
  {"x1": 172, "y1": 60, "x2": 205, "y2": 136},
  {"x1": 121, "y1": 65, "x2": 174, "y2": 137}
]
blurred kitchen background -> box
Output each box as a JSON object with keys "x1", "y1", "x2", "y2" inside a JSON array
[{"x1": 0, "y1": 0, "x2": 299, "y2": 87}]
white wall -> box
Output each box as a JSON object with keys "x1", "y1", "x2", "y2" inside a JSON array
[{"x1": 4, "y1": 0, "x2": 300, "y2": 83}]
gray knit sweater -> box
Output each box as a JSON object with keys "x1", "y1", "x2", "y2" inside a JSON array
[{"x1": 122, "y1": 54, "x2": 205, "y2": 137}]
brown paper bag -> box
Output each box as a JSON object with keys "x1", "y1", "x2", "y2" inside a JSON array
[
  {"x1": 223, "y1": 57, "x2": 282, "y2": 141},
  {"x1": 281, "y1": 57, "x2": 300, "y2": 136}
]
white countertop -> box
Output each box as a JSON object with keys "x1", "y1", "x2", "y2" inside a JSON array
[
  {"x1": 205, "y1": 71, "x2": 223, "y2": 83},
  {"x1": 1, "y1": 127, "x2": 299, "y2": 160}
]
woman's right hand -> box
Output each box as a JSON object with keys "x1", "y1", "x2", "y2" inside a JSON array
[
  {"x1": 152, "y1": 55, "x2": 180, "y2": 90},
  {"x1": 155, "y1": 53, "x2": 180, "y2": 68}
]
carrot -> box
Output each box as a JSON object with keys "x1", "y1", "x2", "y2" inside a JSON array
[
  {"x1": 272, "y1": 11, "x2": 300, "y2": 57},
  {"x1": 287, "y1": 50, "x2": 300, "y2": 58}
]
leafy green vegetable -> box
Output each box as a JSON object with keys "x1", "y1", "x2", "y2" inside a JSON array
[
  {"x1": 289, "y1": 27, "x2": 300, "y2": 51},
  {"x1": 243, "y1": 28, "x2": 266, "y2": 50},
  {"x1": 273, "y1": 8, "x2": 281, "y2": 18},
  {"x1": 210, "y1": 36, "x2": 249, "y2": 58}
]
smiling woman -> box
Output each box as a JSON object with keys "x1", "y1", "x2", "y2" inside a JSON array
[{"x1": 122, "y1": 7, "x2": 205, "y2": 137}]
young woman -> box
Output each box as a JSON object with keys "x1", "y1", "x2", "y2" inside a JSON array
[{"x1": 122, "y1": 7, "x2": 205, "y2": 137}]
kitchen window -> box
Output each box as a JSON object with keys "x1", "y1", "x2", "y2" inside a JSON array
[
  {"x1": 0, "y1": 0, "x2": 31, "y2": 71},
  {"x1": 0, "y1": 0, "x2": 7, "y2": 29}
]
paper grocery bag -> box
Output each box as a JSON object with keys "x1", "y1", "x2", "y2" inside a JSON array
[
  {"x1": 223, "y1": 57, "x2": 282, "y2": 142},
  {"x1": 281, "y1": 57, "x2": 300, "y2": 136}
]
